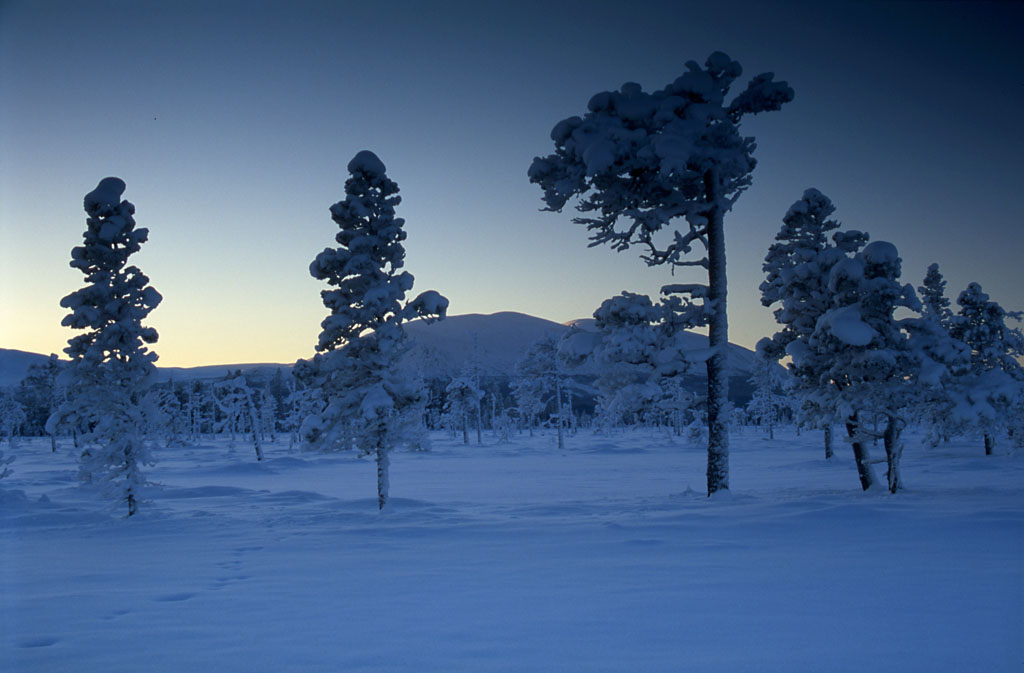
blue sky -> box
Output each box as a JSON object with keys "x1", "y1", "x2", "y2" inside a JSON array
[{"x1": 2, "y1": 0, "x2": 1021, "y2": 367}]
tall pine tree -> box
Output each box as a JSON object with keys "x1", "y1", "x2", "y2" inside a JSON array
[
  {"x1": 295, "y1": 151, "x2": 447, "y2": 508},
  {"x1": 530, "y1": 52, "x2": 792, "y2": 494},
  {"x1": 48, "y1": 178, "x2": 162, "y2": 516}
]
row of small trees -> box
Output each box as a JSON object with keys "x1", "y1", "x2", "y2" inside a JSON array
[{"x1": 760, "y1": 189, "x2": 1024, "y2": 492}]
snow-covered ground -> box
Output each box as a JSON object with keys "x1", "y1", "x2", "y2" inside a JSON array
[{"x1": 2, "y1": 428, "x2": 1021, "y2": 672}]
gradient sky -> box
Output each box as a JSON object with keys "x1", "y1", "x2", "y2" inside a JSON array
[{"x1": 2, "y1": 0, "x2": 1021, "y2": 367}]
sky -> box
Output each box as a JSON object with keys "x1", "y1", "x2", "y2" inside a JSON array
[{"x1": 1, "y1": 0, "x2": 1022, "y2": 368}]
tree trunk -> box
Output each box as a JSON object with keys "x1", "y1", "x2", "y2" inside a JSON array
[
  {"x1": 845, "y1": 413, "x2": 876, "y2": 491},
  {"x1": 984, "y1": 432, "x2": 994, "y2": 456},
  {"x1": 705, "y1": 178, "x2": 729, "y2": 496},
  {"x1": 824, "y1": 425, "x2": 833, "y2": 460},
  {"x1": 555, "y1": 376, "x2": 564, "y2": 450},
  {"x1": 246, "y1": 398, "x2": 263, "y2": 461},
  {"x1": 884, "y1": 415, "x2": 902, "y2": 493},
  {"x1": 461, "y1": 411, "x2": 468, "y2": 445},
  {"x1": 376, "y1": 445, "x2": 389, "y2": 510},
  {"x1": 475, "y1": 404, "x2": 483, "y2": 445}
]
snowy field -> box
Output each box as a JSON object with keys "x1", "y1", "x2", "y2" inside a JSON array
[{"x1": 2, "y1": 428, "x2": 1021, "y2": 673}]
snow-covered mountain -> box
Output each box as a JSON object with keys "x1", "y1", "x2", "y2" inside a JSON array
[
  {"x1": 1, "y1": 312, "x2": 763, "y2": 386},
  {"x1": 156, "y1": 364, "x2": 288, "y2": 384},
  {"x1": 404, "y1": 312, "x2": 567, "y2": 377}
]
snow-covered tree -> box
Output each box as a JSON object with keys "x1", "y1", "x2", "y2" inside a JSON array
[
  {"x1": 295, "y1": 151, "x2": 447, "y2": 509},
  {"x1": 513, "y1": 335, "x2": 574, "y2": 448},
  {"x1": 147, "y1": 383, "x2": 189, "y2": 448},
  {"x1": 918, "y1": 263, "x2": 953, "y2": 328},
  {"x1": 907, "y1": 264, "x2": 969, "y2": 446},
  {"x1": 0, "y1": 390, "x2": 27, "y2": 448},
  {"x1": 590, "y1": 293, "x2": 665, "y2": 429},
  {"x1": 530, "y1": 52, "x2": 793, "y2": 494},
  {"x1": 949, "y1": 283, "x2": 1024, "y2": 455},
  {"x1": 510, "y1": 372, "x2": 546, "y2": 437},
  {"x1": 746, "y1": 339, "x2": 785, "y2": 439},
  {"x1": 47, "y1": 178, "x2": 162, "y2": 516},
  {"x1": 806, "y1": 241, "x2": 935, "y2": 493},
  {"x1": 213, "y1": 372, "x2": 263, "y2": 460},
  {"x1": 444, "y1": 376, "x2": 483, "y2": 445},
  {"x1": 16, "y1": 354, "x2": 64, "y2": 449},
  {"x1": 760, "y1": 189, "x2": 868, "y2": 462},
  {"x1": 587, "y1": 292, "x2": 696, "y2": 431}
]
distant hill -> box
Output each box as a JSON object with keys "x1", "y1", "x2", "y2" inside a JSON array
[
  {"x1": 2, "y1": 312, "x2": 764, "y2": 393},
  {"x1": 155, "y1": 363, "x2": 288, "y2": 384},
  {"x1": 0, "y1": 349, "x2": 51, "y2": 387},
  {"x1": 0, "y1": 348, "x2": 286, "y2": 388},
  {"x1": 404, "y1": 312, "x2": 567, "y2": 377}
]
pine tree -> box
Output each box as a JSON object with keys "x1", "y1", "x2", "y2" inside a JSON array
[
  {"x1": 513, "y1": 335, "x2": 573, "y2": 448},
  {"x1": 0, "y1": 391, "x2": 27, "y2": 448},
  {"x1": 760, "y1": 189, "x2": 868, "y2": 466},
  {"x1": 530, "y1": 52, "x2": 793, "y2": 494},
  {"x1": 808, "y1": 241, "x2": 936, "y2": 493},
  {"x1": 511, "y1": 371, "x2": 545, "y2": 437},
  {"x1": 949, "y1": 283, "x2": 1024, "y2": 455},
  {"x1": 47, "y1": 178, "x2": 162, "y2": 516},
  {"x1": 746, "y1": 340, "x2": 784, "y2": 440},
  {"x1": 909, "y1": 263, "x2": 969, "y2": 446},
  {"x1": 213, "y1": 372, "x2": 263, "y2": 460},
  {"x1": 918, "y1": 263, "x2": 953, "y2": 328},
  {"x1": 15, "y1": 354, "x2": 64, "y2": 449},
  {"x1": 591, "y1": 292, "x2": 665, "y2": 430},
  {"x1": 444, "y1": 376, "x2": 483, "y2": 445},
  {"x1": 295, "y1": 151, "x2": 447, "y2": 509}
]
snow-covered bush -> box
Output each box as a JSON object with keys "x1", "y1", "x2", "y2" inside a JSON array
[
  {"x1": 295, "y1": 151, "x2": 447, "y2": 508},
  {"x1": 47, "y1": 178, "x2": 162, "y2": 516},
  {"x1": 530, "y1": 52, "x2": 793, "y2": 494}
]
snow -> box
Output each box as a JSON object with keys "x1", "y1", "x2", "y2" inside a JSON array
[
  {"x1": 820, "y1": 304, "x2": 876, "y2": 346},
  {"x1": 346, "y1": 150, "x2": 387, "y2": 178},
  {"x1": 2, "y1": 428, "x2": 1021, "y2": 672},
  {"x1": 82, "y1": 177, "x2": 125, "y2": 216},
  {"x1": 862, "y1": 239, "x2": 900, "y2": 266}
]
